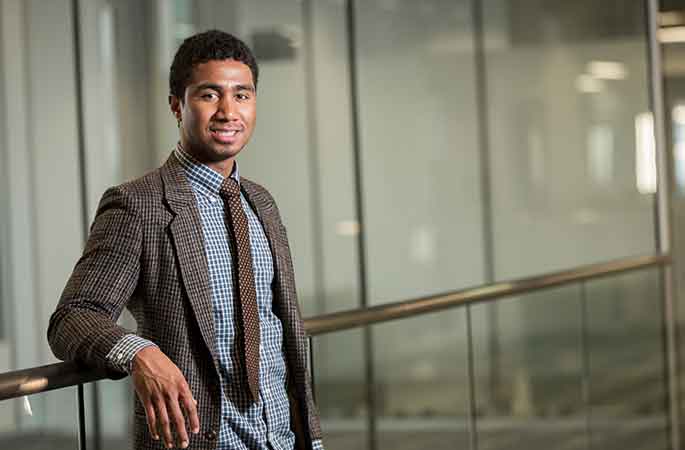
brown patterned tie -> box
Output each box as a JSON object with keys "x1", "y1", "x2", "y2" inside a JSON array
[{"x1": 219, "y1": 177, "x2": 260, "y2": 402}]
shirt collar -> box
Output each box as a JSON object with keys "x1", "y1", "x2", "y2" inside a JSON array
[{"x1": 174, "y1": 143, "x2": 240, "y2": 198}]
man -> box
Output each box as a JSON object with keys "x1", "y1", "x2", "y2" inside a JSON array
[{"x1": 47, "y1": 30, "x2": 323, "y2": 450}]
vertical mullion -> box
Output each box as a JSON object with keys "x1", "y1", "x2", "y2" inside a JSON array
[
  {"x1": 344, "y1": 1, "x2": 377, "y2": 449},
  {"x1": 470, "y1": 0, "x2": 499, "y2": 422},
  {"x1": 301, "y1": 0, "x2": 326, "y2": 318},
  {"x1": 300, "y1": 0, "x2": 327, "y2": 415},
  {"x1": 71, "y1": 1, "x2": 100, "y2": 450},
  {"x1": 469, "y1": 0, "x2": 495, "y2": 447},
  {"x1": 645, "y1": 1, "x2": 681, "y2": 450}
]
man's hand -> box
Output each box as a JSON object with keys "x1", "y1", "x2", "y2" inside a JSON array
[{"x1": 132, "y1": 346, "x2": 200, "y2": 449}]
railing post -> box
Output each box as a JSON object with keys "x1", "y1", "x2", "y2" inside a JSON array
[{"x1": 77, "y1": 383, "x2": 87, "y2": 450}]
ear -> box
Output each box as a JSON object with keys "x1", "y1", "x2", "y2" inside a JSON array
[{"x1": 169, "y1": 95, "x2": 182, "y2": 121}]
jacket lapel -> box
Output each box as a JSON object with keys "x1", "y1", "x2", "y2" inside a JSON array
[
  {"x1": 240, "y1": 180, "x2": 300, "y2": 350},
  {"x1": 160, "y1": 153, "x2": 218, "y2": 364},
  {"x1": 239, "y1": 180, "x2": 289, "y2": 307}
]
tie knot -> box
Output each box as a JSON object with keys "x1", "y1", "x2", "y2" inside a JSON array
[{"x1": 219, "y1": 177, "x2": 240, "y2": 199}]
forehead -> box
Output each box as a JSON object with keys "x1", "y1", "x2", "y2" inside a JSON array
[{"x1": 188, "y1": 59, "x2": 254, "y2": 87}]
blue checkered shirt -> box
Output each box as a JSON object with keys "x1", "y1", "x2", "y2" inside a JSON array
[{"x1": 107, "y1": 147, "x2": 323, "y2": 450}]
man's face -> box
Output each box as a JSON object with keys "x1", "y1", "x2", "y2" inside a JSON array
[{"x1": 170, "y1": 59, "x2": 256, "y2": 170}]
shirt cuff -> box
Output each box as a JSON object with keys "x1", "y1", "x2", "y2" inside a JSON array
[
  {"x1": 311, "y1": 439, "x2": 325, "y2": 450},
  {"x1": 106, "y1": 334, "x2": 157, "y2": 374}
]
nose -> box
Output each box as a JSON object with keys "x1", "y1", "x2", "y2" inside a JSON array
[{"x1": 216, "y1": 96, "x2": 237, "y2": 120}]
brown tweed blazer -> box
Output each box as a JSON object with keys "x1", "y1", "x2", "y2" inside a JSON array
[{"x1": 47, "y1": 153, "x2": 322, "y2": 450}]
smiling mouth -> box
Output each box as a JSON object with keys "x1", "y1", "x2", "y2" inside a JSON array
[
  {"x1": 209, "y1": 127, "x2": 242, "y2": 143},
  {"x1": 211, "y1": 129, "x2": 239, "y2": 137}
]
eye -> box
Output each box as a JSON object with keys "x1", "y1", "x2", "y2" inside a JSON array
[
  {"x1": 236, "y1": 93, "x2": 251, "y2": 101},
  {"x1": 201, "y1": 92, "x2": 219, "y2": 101}
]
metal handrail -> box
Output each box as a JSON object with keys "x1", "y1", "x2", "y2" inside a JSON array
[
  {"x1": 0, "y1": 253, "x2": 670, "y2": 402},
  {"x1": 306, "y1": 253, "x2": 671, "y2": 335},
  {"x1": 0, "y1": 362, "x2": 108, "y2": 401}
]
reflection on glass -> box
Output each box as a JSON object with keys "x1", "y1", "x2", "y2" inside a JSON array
[
  {"x1": 472, "y1": 286, "x2": 586, "y2": 450},
  {"x1": 635, "y1": 112, "x2": 657, "y2": 195},
  {"x1": 0, "y1": 389, "x2": 79, "y2": 450},
  {"x1": 671, "y1": 104, "x2": 685, "y2": 195},
  {"x1": 587, "y1": 124, "x2": 614, "y2": 188},
  {"x1": 585, "y1": 269, "x2": 668, "y2": 450},
  {"x1": 483, "y1": 0, "x2": 656, "y2": 280}
]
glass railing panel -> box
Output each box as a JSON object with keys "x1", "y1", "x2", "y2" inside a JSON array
[
  {"x1": 95, "y1": 379, "x2": 134, "y2": 450},
  {"x1": 371, "y1": 309, "x2": 470, "y2": 450},
  {"x1": 313, "y1": 328, "x2": 369, "y2": 450},
  {"x1": 472, "y1": 285, "x2": 587, "y2": 450},
  {"x1": 584, "y1": 268, "x2": 668, "y2": 450},
  {"x1": 0, "y1": 387, "x2": 79, "y2": 450}
]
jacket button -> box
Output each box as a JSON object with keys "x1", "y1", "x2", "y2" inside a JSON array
[{"x1": 204, "y1": 430, "x2": 217, "y2": 441}]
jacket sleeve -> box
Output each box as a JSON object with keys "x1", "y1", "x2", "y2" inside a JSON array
[{"x1": 47, "y1": 185, "x2": 142, "y2": 373}]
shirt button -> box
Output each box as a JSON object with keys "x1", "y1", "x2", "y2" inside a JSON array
[{"x1": 204, "y1": 430, "x2": 217, "y2": 441}]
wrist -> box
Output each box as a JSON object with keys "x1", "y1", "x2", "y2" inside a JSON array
[{"x1": 132, "y1": 345, "x2": 158, "y2": 373}]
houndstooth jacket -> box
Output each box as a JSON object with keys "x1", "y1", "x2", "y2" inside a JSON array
[{"x1": 47, "y1": 152, "x2": 322, "y2": 450}]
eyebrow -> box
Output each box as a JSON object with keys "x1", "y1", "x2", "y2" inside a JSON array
[{"x1": 195, "y1": 83, "x2": 255, "y2": 93}]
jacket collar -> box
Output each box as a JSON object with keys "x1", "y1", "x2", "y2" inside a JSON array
[{"x1": 160, "y1": 151, "x2": 195, "y2": 215}]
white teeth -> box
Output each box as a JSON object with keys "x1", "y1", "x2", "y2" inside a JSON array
[{"x1": 213, "y1": 129, "x2": 238, "y2": 136}]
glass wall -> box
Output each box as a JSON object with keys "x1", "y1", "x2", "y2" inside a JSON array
[
  {"x1": 482, "y1": 0, "x2": 655, "y2": 280},
  {"x1": 0, "y1": 389, "x2": 80, "y2": 449},
  {"x1": 472, "y1": 269, "x2": 668, "y2": 450},
  {"x1": 0, "y1": 1, "x2": 674, "y2": 450}
]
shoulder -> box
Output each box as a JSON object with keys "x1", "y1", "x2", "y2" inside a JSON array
[
  {"x1": 96, "y1": 168, "x2": 164, "y2": 217},
  {"x1": 240, "y1": 177, "x2": 288, "y2": 226},
  {"x1": 241, "y1": 177, "x2": 278, "y2": 206}
]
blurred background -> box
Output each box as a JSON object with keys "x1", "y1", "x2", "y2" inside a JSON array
[{"x1": 2, "y1": 0, "x2": 685, "y2": 449}]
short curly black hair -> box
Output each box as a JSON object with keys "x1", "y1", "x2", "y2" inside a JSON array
[{"x1": 169, "y1": 29, "x2": 259, "y2": 100}]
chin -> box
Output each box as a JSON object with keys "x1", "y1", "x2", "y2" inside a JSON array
[{"x1": 211, "y1": 146, "x2": 243, "y2": 161}]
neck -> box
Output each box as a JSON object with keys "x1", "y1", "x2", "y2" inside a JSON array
[
  {"x1": 178, "y1": 141, "x2": 235, "y2": 178},
  {"x1": 206, "y1": 158, "x2": 235, "y2": 179}
]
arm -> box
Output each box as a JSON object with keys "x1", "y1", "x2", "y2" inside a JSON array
[
  {"x1": 47, "y1": 186, "x2": 199, "y2": 448},
  {"x1": 47, "y1": 186, "x2": 143, "y2": 372}
]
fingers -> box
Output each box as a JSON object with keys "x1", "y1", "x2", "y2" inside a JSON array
[
  {"x1": 181, "y1": 393, "x2": 201, "y2": 435},
  {"x1": 144, "y1": 393, "x2": 196, "y2": 448},
  {"x1": 132, "y1": 348, "x2": 198, "y2": 447},
  {"x1": 155, "y1": 397, "x2": 175, "y2": 449},
  {"x1": 168, "y1": 395, "x2": 189, "y2": 448},
  {"x1": 143, "y1": 402, "x2": 159, "y2": 441}
]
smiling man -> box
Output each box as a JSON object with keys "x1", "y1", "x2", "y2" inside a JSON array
[{"x1": 48, "y1": 30, "x2": 324, "y2": 450}]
